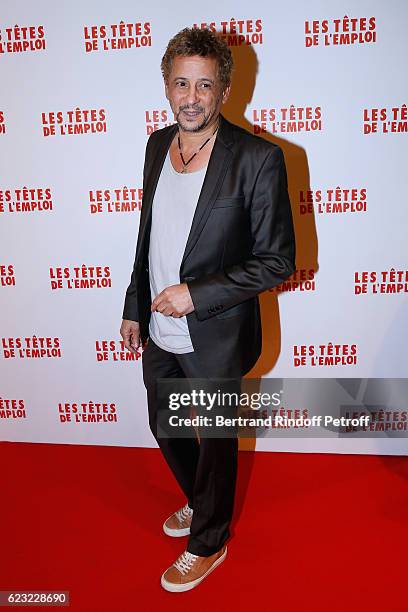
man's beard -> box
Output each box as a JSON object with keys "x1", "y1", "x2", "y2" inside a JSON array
[{"x1": 176, "y1": 107, "x2": 211, "y2": 132}]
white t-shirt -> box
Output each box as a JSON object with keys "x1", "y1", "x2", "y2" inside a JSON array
[{"x1": 148, "y1": 149, "x2": 208, "y2": 353}]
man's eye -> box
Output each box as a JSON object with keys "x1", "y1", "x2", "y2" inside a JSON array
[{"x1": 177, "y1": 82, "x2": 186, "y2": 87}]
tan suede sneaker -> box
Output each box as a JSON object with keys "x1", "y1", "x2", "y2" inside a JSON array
[
  {"x1": 160, "y1": 545, "x2": 227, "y2": 592},
  {"x1": 163, "y1": 503, "x2": 193, "y2": 537}
]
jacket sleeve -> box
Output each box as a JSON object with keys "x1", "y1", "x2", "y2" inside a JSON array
[
  {"x1": 122, "y1": 134, "x2": 153, "y2": 322},
  {"x1": 122, "y1": 248, "x2": 140, "y2": 322},
  {"x1": 187, "y1": 145, "x2": 296, "y2": 321}
]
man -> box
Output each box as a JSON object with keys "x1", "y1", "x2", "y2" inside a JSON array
[{"x1": 120, "y1": 27, "x2": 296, "y2": 592}]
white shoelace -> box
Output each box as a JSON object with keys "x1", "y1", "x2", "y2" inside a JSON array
[
  {"x1": 175, "y1": 503, "x2": 193, "y2": 525},
  {"x1": 174, "y1": 551, "x2": 199, "y2": 576}
]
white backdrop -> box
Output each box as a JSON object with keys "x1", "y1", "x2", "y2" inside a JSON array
[{"x1": 1, "y1": 0, "x2": 407, "y2": 455}]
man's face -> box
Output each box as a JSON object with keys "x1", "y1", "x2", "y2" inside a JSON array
[{"x1": 165, "y1": 55, "x2": 230, "y2": 132}]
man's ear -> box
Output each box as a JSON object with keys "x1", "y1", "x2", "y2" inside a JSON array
[
  {"x1": 222, "y1": 84, "x2": 231, "y2": 104},
  {"x1": 164, "y1": 80, "x2": 169, "y2": 101}
]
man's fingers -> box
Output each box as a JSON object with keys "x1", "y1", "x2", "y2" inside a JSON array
[
  {"x1": 153, "y1": 304, "x2": 176, "y2": 316},
  {"x1": 151, "y1": 293, "x2": 179, "y2": 316},
  {"x1": 130, "y1": 331, "x2": 140, "y2": 350},
  {"x1": 151, "y1": 284, "x2": 192, "y2": 317},
  {"x1": 151, "y1": 296, "x2": 164, "y2": 311},
  {"x1": 123, "y1": 334, "x2": 137, "y2": 353},
  {"x1": 120, "y1": 321, "x2": 141, "y2": 354},
  {"x1": 151, "y1": 296, "x2": 180, "y2": 317},
  {"x1": 151, "y1": 296, "x2": 169, "y2": 314}
]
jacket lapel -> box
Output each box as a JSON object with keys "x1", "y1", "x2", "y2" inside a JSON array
[
  {"x1": 180, "y1": 113, "x2": 234, "y2": 269},
  {"x1": 137, "y1": 113, "x2": 234, "y2": 269}
]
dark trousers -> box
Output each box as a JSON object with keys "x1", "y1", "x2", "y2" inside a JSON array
[{"x1": 142, "y1": 336, "x2": 239, "y2": 557}]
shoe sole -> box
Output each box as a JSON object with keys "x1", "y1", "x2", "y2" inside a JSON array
[
  {"x1": 163, "y1": 521, "x2": 191, "y2": 537},
  {"x1": 160, "y1": 546, "x2": 227, "y2": 593}
]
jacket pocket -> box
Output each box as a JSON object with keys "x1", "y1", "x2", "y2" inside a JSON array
[{"x1": 212, "y1": 195, "x2": 245, "y2": 209}]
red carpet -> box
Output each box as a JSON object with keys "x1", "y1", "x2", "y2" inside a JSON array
[{"x1": 1, "y1": 442, "x2": 407, "y2": 611}]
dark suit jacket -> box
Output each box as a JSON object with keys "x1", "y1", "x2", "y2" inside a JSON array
[{"x1": 122, "y1": 113, "x2": 296, "y2": 377}]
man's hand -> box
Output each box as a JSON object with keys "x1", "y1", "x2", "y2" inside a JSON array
[
  {"x1": 120, "y1": 319, "x2": 141, "y2": 354},
  {"x1": 151, "y1": 283, "x2": 195, "y2": 317}
]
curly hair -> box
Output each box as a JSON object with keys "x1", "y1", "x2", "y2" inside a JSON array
[{"x1": 161, "y1": 27, "x2": 233, "y2": 90}]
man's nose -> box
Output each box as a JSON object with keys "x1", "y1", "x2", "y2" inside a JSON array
[{"x1": 184, "y1": 85, "x2": 200, "y2": 106}]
